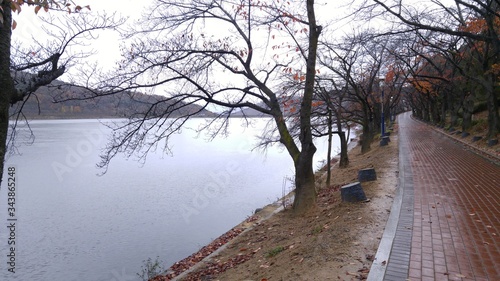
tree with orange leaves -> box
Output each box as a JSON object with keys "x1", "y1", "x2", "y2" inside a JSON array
[{"x1": 372, "y1": 0, "x2": 500, "y2": 139}]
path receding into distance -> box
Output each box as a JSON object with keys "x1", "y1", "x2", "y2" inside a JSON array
[{"x1": 369, "y1": 112, "x2": 499, "y2": 281}]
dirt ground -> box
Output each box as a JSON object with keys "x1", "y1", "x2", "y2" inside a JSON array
[{"x1": 152, "y1": 125, "x2": 400, "y2": 281}]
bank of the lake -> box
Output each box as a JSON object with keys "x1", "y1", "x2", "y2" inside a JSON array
[
  {"x1": 0, "y1": 118, "x2": 340, "y2": 281},
  {"x1": 152, "y1": 126, "x2": 396, "y2": 281}
]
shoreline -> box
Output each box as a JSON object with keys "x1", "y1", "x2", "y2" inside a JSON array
[{"x1": 159, "y1": 135, "x2": 360, "y2": 280}]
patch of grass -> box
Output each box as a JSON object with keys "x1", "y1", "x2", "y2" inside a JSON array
[
  {"x1": 137, "y1": 256, "x2": 165, "y2": 281},
  {"x1": 311, "y1": 225, "x2": 323, "y2": 235},
  {"x1": 266, "y1": 246, "x2": 285, "y2": 258}
]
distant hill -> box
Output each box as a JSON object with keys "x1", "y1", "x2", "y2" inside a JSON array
[
  {"x1": 11, "y1": 80, "x2": 216, "y2": 120},
  {"x1": 230, "y1": 106, "x2": 268, "y2": 117}
]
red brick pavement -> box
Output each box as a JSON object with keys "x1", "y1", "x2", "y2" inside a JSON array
[{"x1": 399, "y1": 113, "x2": 500, "y2": 281}]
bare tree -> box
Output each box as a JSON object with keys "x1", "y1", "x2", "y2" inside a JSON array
[
  {"x1": 318, "y1": 30, "x2": 389, "y2": 153},
  {"x1": 314, "y1": 79, "x2": 352, "y2": 168},
  {"x1": 72, "y1": 0, "x2": 323, "y2": 215},
  {"x1": 0, "y1": 0, "x2": 122, "y2": 185}
]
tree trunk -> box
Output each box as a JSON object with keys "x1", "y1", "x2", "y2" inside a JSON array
[
  {"x1": 448, "y1": 92, "x2": 459, "y2": 128},
  {"x1": 361, "y1": 111, "x2": 372, "y2": 154},
  {"x1": 326, "y1": 110, "x2": 332, "y2": 187},
  {"x1": 291, "y1": 0, "x2": 320, "y2": 215},
  {"x1": 430, "y1": 97, "x2": 439, "y2": 124},
  {"x1": 485, "y1": 74, "x2": 500, "y2": 138},
  {"x1": 271, "y1": 0, "x2": 319, "y2": 215},
  {"x1": 422, "y1": 96, "x2": 431, "y2": 122},
  {"x1": 361, "y1": 105, "x2": 373, "y2": 154},
  {"x1": 336, "y1": 113, "x2": 349, "y2": 168},
  {"x1": 273, "y1": 111, "x2": 317, "y2": 215},
  {"x1": 462, "y1": 93, "x2": 474, "y2": 132},
  {"x1": 0, "y1": 1, "x2": 15, "y2": 187},
  {"x1": 338, "y1": 131, "x2": 349, "y2": 168},
  {"x1": 292, "y1": 144, "x2": 317, "y2": 214},
  {"x1": 413, "y1": 107, "x2": 421, "y2": 119},
  {"x1": 440, "y1": 92, "x2": 447, "y2": 127}
]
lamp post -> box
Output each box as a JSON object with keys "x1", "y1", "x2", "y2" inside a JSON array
[
  {"x1": 379, "y1": 90, "x2": 389, "y2": 146},
  {"x1": 381, "y1": 90, "x2": 385, "y2": 137},
  {"x1": 389, "y1": 96, "x2": 396, "y2": 122}
]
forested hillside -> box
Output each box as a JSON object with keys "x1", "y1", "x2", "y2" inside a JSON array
[{"x1": 10, "y1": 80, "x2": 216, "y2": 119}]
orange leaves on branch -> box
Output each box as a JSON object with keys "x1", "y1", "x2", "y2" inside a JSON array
[
  {"x1": 411, "y1": 79, "x2": 435, "y2": 95},
  {"x1": 10, "y1": 1, "x2": 22, "y2": 14},
  {"x1": 282, "y1": 99, "x2": 297, "y2": 113},
  {"x1": 488, "y1": 63, "x2": 500, "y2": 79},
  {"x1": 490, "y1": 63, "x2": 500, "y2": 74},
  {"x1": 460, "y1": 18, "x2": 487, "y2": 34},
  {"x1": 10, "y1": 1, "x2": 91, "y2": 16},
  {"x1": 72, "y1": 5, "x2": 90, "y2": 13},
  {"x1": 385, "y1": 68, "x2": 395, "y2": 83},
  {"x1": 312, "y1": 101, "x2": 324, "y2": 107},
  {"x1": 7, "y1": 1, "x2": 91, "y2": 30},
  {"x1": 293, "y1": 72, "x2": 305, "y2": 82}
]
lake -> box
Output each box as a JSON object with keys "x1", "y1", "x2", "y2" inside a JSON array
[{"x1": 0, "y1": 118, "x2": 342, "y2": 281}]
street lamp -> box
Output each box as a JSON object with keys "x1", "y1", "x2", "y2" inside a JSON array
[
  {"x1": 381, "y1": 90, "x2": 385, "y2": 137},
  {"x1": 379, "y1": 90, "x2": 390, "y2": 147},
  {"x1": 390, "y1": 96, "x2": 394, "y2": 122}
]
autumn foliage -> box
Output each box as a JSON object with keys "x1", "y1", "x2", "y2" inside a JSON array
[{"x1": 2, "y1": 0, "x2": 90, "y2": 29}]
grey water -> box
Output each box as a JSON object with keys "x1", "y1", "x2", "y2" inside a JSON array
[{"x1": 0, "y1": 118, "x2": 341, "y2": 281}]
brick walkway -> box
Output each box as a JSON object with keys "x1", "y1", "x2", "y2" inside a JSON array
[{"x1": 370, "y1": 112, "x2": 500, "y2": 281}]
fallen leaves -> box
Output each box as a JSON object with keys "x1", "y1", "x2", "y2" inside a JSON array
[
  {"x1": 365, "y1": 254, "x2": 375, "y2": 261},
  {"x1": 153, "y1": 228, "x2": 244, "y2": 280},
  {"x1": 245, "y1": 215, "x2": 260, "y2": 223},
  {"x1": 345, "y1": 266, "x2": 370, "y2": 280},
  {"x1": 152, "y1": 140, "x2": 400, "y2": 280},
  {"x1": 184, "y1": 253, "x2": 254, "y2": 280}
]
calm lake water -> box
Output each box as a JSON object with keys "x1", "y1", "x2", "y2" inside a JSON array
[{"x1": 0, "y1": 118, "x2": 341, "y2": 281}]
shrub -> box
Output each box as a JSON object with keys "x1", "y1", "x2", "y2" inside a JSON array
[
  {"x1": 137, "y1": 256, "x2": 165, "y2": 281},
  {"x1": 266, "y1": 246, "x2": 285, "y2": 258}
]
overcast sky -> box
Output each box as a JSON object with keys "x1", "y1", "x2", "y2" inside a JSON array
[
  {"x1": 12, "y1": 0, "x2": 142, "y2": 71},
  {"x1": 10, "y1": 0, "x2": 355, "y2": 83}
]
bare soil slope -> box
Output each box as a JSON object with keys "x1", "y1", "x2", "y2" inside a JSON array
[
  {"x1": 153, "y1": 113, "x2": 500, "y2": 281},
  {"x1": 154, "y1": 127, "x2": 400, "y2": 281}
]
